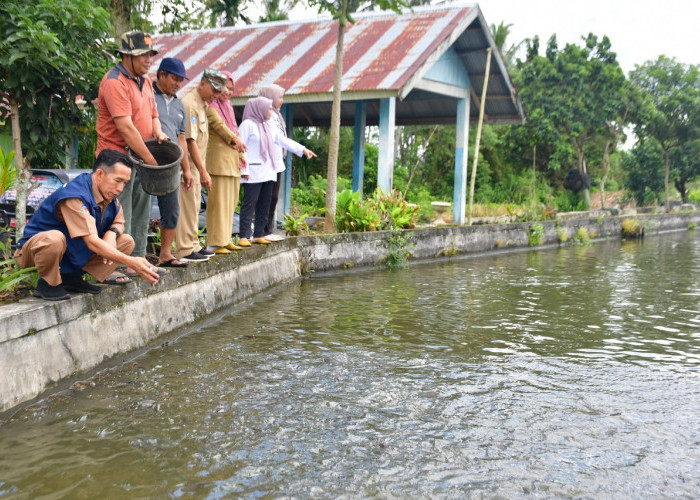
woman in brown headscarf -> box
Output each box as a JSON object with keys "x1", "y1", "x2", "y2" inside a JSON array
[{"x1": 205, "y1": 70, "x2": 247, "y2": 253}]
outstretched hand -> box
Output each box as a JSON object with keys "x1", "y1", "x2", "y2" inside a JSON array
[{"x1": 128, "y1": 256, "x2": 160, "y2": 285}]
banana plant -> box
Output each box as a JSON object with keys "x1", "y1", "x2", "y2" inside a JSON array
[{"x1": 0, "y1": 146, "x2": 17, "y2": 197}]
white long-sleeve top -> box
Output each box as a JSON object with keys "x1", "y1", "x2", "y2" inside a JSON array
[
  {"x1": 239, "y1": 118, "x2": 305, "y2": 184},
  {"x1": 268, "y1": 112, "x2": 289, "y2": 174}
]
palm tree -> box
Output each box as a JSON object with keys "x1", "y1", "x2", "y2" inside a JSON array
[
  {"x1": 490, "y1": 21, "x2": 523, "y2": 68},
  {"x1": 208, "y1": 0, "x2": 251, "y2": 26},
  {"x1": 258, "y1": 0, "x2": 299, "y2": 22}
]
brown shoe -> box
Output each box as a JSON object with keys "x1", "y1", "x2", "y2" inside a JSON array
[
  {"x1": 214, "y1": 246, "x2": 231, "y2": 254},
  {"x1": 238, "y1": 238, "x2": 252, "y2": 247},
  {"x1": 253, "y1": 237, "x2": 271, "y2": 245},
  {"x1": 225, "y1": 242, "x2": 243, "y2": 251}
]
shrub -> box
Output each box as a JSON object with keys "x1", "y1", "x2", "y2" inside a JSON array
[
  {"x1": 335, "y1": 189, "x2": 419, "y2": 233},
  {"x1": 283, "y1": 213, "x2": 309, "y2": 236},
  {"x1": 516, "y1": 202, "x2": 556, "y2": 222},
  {"x1": 528, "y1": 223, "x2": 545, "y2": 246},
  {"x1": 385, "y1": 230, "x2": 414, "y2": 269},
  {"x1": 552, "y1": 190, "x2": 586, "y2": 212},
  {"x1": 688, "y1": 189, "x2": 700, "y2": 204},
  {"x1": 573, "y1": 227, "x2": 591, "y2": 245},
  {"x1": 0, "y1": 238, "x2": 38, "y2": 302},
  {"x1": 375, "y1": 189, "x2": 419, "y2": 230},
  {"x1": 291, "y1": 174, "x2": 351, "y2": 217},
  {"x1": 557, "y1": 227, "x2": 569, "y2": 243},
  {"x1": 621, "y1": 218, "x2": 644, "y2": 238},
  {"x1": 405, "y1": 187, "x2": 436, "y2": 223},
  {"x1": 335, "y1": 189, "x2": 381, "y2": 232}
]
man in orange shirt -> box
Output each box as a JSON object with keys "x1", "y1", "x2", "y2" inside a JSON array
[{"x1": 96, "y1": 30, "x2": 168, "y2": 279}]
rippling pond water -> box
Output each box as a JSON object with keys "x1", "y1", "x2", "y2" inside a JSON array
[{"x1": 1, "y1": 231, "x2": 700, "y2": 498}]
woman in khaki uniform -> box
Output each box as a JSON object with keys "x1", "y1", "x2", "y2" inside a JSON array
[{"x1": 205, "y1": 71, "x2": 247, "y2": 254}]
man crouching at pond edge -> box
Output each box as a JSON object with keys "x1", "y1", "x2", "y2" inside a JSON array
[{"x1": 14, "y1": 150, "x2": 160, "y2": 300}]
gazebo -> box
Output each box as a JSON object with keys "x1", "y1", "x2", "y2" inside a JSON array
[{"x1": 153, "y1": 3, "x2": 525, "y2": 224}]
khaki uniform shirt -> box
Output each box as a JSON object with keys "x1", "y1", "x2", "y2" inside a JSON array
[
  {"x1": 57, "y1": 183, "x2": 125, "y2": 239},
  {"x1": 181, "y1": 89, "x2": 209, "y2": 170}
]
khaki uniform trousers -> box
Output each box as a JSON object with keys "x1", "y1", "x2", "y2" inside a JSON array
[
  {"x1": 206, "y1": 174, "x2": 240, "y2": 247},
  {"x1": 175, "y1": 166, "x2": 202, "y2": 258},
  {"x1": 15, "y1": 230, "x2": 135, "y2": 285}
]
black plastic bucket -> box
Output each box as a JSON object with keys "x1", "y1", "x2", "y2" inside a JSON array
[{"x1": 128, "y1": 139, "x2": 183, "y2": 196}]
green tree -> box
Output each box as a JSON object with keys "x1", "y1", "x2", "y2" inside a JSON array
[
  {"x1": 0, "y1": 0, "x2": 113, "y2": 238},
  {"x1": 208, "y1": 0, "x2": 251, "y2": 26},
  {"x1": 258, "y1": 0, "x2": 299, "y2": 22},
  {"x1": 306, "y1": 0, "x2": 408, "y2": 233},
  {"x1": 110, "y1": 0, "x2": 132, "y2": 37},
  {"x1": 99, "y1": 0, "x2": 211, "y2": 36},
  {"x1": 490, "y1": 21, "x2": 523, "y2": 69},
  {"x1": 622, "y1": 138, "x2": 665, "y2": 205},
  {"x1": 630, "y1": 56, "x2": 700, "y2": 211},
  {"x1": 513, "y1": 34, "x2": 630, "y2": 209},
  {"x1": 159, "y1": 0, "x2": 209, "y2": 32},
  {"x1": 671, "y1": 139, "x2": 700, "y2": 203}
]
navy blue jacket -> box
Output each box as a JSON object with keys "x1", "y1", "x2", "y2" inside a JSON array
[{"x1": 19, "y1": 173, "x2": 119, "y2": 274}]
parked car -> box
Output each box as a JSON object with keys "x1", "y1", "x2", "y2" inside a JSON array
[{"x1": 0, "y1": 169, "x2": 86, "y2": 246}]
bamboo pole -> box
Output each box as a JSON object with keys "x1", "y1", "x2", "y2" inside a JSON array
[{"x1": 467, "y1": 48, "x2": 492, "y2": 226}]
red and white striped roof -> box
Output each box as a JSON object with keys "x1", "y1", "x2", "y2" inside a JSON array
[{"x1": 151, "y1": 3, "x2": 524, "y2": 125}]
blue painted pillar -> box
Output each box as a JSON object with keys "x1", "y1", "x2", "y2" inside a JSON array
[
  {"x1": 281, "y1": 104, "x2": 294, "y2": 218},
  {"x1": 377, "y1": 97, "x2": 396, "y2": 193},
  {"x1": 453, "y1": 97, "x2": 469, "y2": 225},
  {"x1": 352, "y1": 100, "x2": 367, "y2": 197}
]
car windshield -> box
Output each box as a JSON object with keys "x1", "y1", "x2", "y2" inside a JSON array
[
  {"x1": 1, "y1": 173, "x2": 65, "y2": 208},
  {"x1": 28, "y1": 174, "x2": 64, "y2": 207}
]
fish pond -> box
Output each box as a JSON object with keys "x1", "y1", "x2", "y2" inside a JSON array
[{"x1": 1, "y1": 230, "x2": 699, "y2": 498}]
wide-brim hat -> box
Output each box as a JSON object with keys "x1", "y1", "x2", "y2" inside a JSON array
[{"x1": 118, "y1": 30, "x2": 158, "y2": 56}]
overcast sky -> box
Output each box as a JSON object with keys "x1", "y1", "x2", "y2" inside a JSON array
[
  {"x1": 475, "y1": 0, "x2": 699, "y2": 73},
  {"x1": 276, "y1": 0, "x2": 699, "y2": 74}
]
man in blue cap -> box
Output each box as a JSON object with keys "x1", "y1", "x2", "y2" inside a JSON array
[{"x1": 153, "y1": 57, "x2": 194, "y2": 267}]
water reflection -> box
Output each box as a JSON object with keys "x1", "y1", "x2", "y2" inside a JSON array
[{"x1": 1, "y1": 231, "x2": 700, "y2": 498}]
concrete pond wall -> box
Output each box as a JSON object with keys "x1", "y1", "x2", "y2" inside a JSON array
[{"x1": 2, "y1": 212, "x2": 698, "y2": 414}]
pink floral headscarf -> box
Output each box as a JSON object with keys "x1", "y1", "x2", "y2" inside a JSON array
[
  {"x1": 241, "y1": 96, "x2": 277, "y2": 169},
  {"x1": 209, "y1": 70, "x2": 238, "y2": 134}
]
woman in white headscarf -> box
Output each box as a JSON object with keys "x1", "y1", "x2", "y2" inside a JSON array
[
  {"x1": 237, "y1": 95, "x2": 315, "y2": 246},
  {"x1": 258, "y1": 84, "x2": 316, "y2": 241}
]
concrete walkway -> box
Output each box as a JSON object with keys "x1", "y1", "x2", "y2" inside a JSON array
[{"x1": 1, "y1": 212, "x2": 697, "y2": 414}]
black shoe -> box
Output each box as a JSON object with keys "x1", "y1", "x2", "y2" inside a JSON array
[
  {"x1": 60, "y1": 273, "x2": 102, "y2": 294},
  {"x1": 182, "y1": 251, "x2": 210, "y2": 262},
  {"x1": 199, "y1": 248, "x2": 215, "y2": 257},
  {"x1": 33, "y1": 278, "x2": 70, "y2": 301}
]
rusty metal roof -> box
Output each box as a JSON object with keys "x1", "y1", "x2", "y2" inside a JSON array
[{"x1": 152, "y1": 3, "x2": 524, "y2": 126}]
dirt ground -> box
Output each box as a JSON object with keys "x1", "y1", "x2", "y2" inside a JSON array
[{"x1": 589, "y1": 190, "x2": 627, "y2": 209}]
